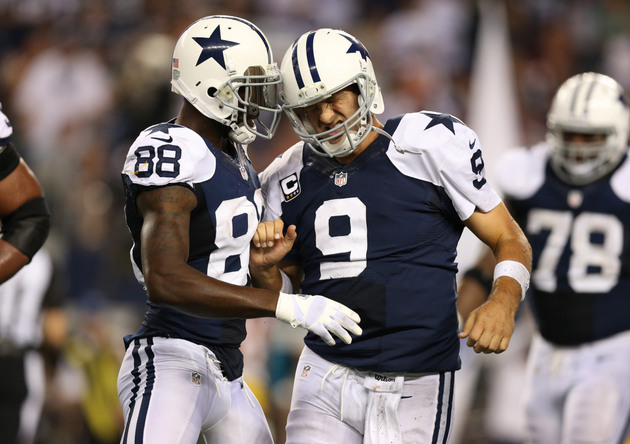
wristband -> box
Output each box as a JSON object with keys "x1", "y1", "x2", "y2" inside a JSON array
[
  {"x1": 279, "y1": 269, "x2": 293, "y2": 293},
  {"x1": 493, "y1": 260, "x2": 530, "y2": 301}
]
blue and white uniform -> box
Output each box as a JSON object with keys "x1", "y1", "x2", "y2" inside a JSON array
[
  {"x1": 497, "y1": 143, "x2": 630, "y2": 345},
  {"x1": 117, "y1": 121, "x2": 272, "y2": 444},
  {"x1": 261, "y1": 111, "x2": 501, "y2": 443},
  {"x1": 496, "y1": 143, "x2": 630, "y2": 444}
]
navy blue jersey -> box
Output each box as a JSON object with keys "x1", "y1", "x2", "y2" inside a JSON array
[
  {"x1": 121, "y1": 122, "x2": 263, "y2": 379},
  {"x1": 496, "y1": 143, "x2": 630, "y2": 345},
  {"x1": 261, "y1": 112, "x2": 501, "y2": 373}
]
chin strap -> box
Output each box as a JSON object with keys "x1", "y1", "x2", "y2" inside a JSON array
[
  {"x1": 229, "y1": 122, "x2": 256, "y2": 145},
  {"x1": 372, "y1": 126, "x2": 421, "y2": 155}
]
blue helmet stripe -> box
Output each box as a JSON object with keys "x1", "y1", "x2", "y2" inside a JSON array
[
  {"x1": 305, "y1": 31, "x2": 321, "y2": 83},
  {"x1": 291, "y1": 42, "x2": 305, "y2": 89},
  {"x1": 583, "y1": 79, "x2": 597, "y2": 114},
  {"x1": 216, "y1": 15, "x2": 272, "y2": 63}
]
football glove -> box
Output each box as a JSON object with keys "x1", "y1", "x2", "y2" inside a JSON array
[{"x1": 275, "y1": 292, "x2": 362, "y2": 346}]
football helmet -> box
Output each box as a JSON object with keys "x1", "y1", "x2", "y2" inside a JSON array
[
  {"x1": 171, "y1": 15, "x2": 282, "y2": 145},
  {"x1": 280, "y1": 28, "x2": 384, "y2": 157},
  {"x1": 547, "y1": 72, "x2": 629, "y2": 185}
]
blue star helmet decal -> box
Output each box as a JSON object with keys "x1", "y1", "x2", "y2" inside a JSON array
[
  {"x1": 422, "y1": 111, "x2": 464, "y2": 135},
  {"x1": 342, "y1": 33, "x2": 369, "y2": 61},
  {"x1": 192, "y1": 25, "x2": 239, "y2": 69}
]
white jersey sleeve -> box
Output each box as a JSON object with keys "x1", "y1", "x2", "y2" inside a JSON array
[
  {"x1": 0, "y1": 103, "x2": 13, "y2": 144},
  {"x1": 611, "y1": 148, "x2": 630, "y2": 203},
  {"x1": 494, "y1": 142, "x2": 549, "y2": 200},
  {"x1": 386, "y1": 112, "x2": 501, "y2": 220},
  {"x1": 122, "y1": 123, "x2": 217, "y2": 188},
  {"x1": 259, "y1": 141, "x2": 306, "y2": 221}
]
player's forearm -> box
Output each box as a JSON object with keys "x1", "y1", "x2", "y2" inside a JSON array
[
  {"x1": 488, "y1": 234, "x2": 532, "y2": 312},
  {"x1": 0, "y1": 240, "x2": 29, "y2": 283},
  {"x1": 144, "y1": 263, "x2": 280, "y2": 318},
  {"x1": 250, "y1": 263, "x2": 284, "y2": 291}
]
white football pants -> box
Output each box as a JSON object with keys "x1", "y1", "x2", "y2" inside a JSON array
[
  {"x1": 524, "y1": 330, "x2": 630, "y2": 444},
  {"x1": 285, "y1": 346, "x2": 455, "y2": 444},
  {"x1": 117, "y1": 337, "x2": 273, "y2": 444}
]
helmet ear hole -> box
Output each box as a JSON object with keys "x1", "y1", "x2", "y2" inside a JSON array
[{"x1": 207, "y1": 87, "x2": 218, "y2": 98}]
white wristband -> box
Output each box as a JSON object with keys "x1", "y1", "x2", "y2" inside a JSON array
[
  {"x1": 279, "y1": 269, "x2": 293, "y2": 293},
  {"x1": 493, "y1": 260, "x2": 530, "y2": 301}
]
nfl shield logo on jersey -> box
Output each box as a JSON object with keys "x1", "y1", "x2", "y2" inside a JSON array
[
  {"x1": 191, "y1": 371, "x2": 201, "y2": 386},
  {"x1": 334, "y1": 172, "x2": 348, "y2": 187},
  {"x1": 301, "y1": 365, "x2": 311, "y2": 377}
]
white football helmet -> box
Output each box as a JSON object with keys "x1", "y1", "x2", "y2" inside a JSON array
[
  {"x1": 547, "y1": 72, "x2": 629, "y2": 185},
  {"x1": 171, "y1": 15, "x2": 282, "y2": 145},
  {"x1": 280, "y1": 28, "x2": 384, "y2": 157}
]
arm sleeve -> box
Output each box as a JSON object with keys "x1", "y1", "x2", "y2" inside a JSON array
[{"x1": 0, "y1": 143, "x2": 21, "y2": 181}]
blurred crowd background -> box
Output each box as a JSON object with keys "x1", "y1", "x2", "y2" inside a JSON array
[{"x1": 1, "y1": 0, "x2": 629, "y2": 443}]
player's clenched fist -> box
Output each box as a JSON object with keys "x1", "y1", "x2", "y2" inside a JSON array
[{"x1": 250, "y1": 219, "x2": 297, "y2": 269}]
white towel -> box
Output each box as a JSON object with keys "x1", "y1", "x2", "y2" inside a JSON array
[{"x1": 363, "y1": 374, "x2": 404, "y2": 444}]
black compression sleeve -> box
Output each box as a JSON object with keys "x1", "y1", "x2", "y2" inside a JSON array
[
  {"x1": 1, "y1": 196, "x2": 51, "y2": 259},
  {"x1": 0, "y1": 143, "x2": 20, "y2": 180}
]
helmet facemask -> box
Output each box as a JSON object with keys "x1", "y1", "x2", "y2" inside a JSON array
[
  {"x1": 547, "y1": 128, "x2": 621, "y2": 185},
  {"x1": 216, "y1": 64, "x2": 282, "y2": 144}
]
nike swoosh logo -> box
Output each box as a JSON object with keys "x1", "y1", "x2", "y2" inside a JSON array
[
  {"x1": 153, "y1": 135, "x2": 173, "y2": 143},
  {"x1": 469, "y1": 139, "x2": 476, "y2": 150}
]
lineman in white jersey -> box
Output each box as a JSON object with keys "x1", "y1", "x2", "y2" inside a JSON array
[
  {"x1": 117, "y1": 16, "x2": 362, "y2": 444},
  {"x1": 250, "y1": 28, "x2": 532, "y2": 443},
  {"x1": 462, "y1": 72, "x2": 630, "y2": 444}
]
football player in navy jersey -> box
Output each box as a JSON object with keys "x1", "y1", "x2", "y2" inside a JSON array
[
  {"x1": 249, "y1": 28, "x2": 532, "y2": 443},
  {"x1": 459, "y1": 72, "x2": 630, "y2": 444},
  {"x1": 117, "y1": 16, "x2": 362, "y2": 444},
  {"x1": 0, "y1": 103, "x2": 50, "y2": 285}
]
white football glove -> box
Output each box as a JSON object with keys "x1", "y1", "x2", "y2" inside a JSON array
[{"x1": 275, "y1": 292, "x2": 362, "y2": 346}]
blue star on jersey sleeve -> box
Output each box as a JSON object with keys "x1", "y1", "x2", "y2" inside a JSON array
[
  {"x1": 422, "y1": 112, "x2": 463, "y2": 135},
  {"x1": 192, "y1": 26, "x2": 239, "y2": 69}
]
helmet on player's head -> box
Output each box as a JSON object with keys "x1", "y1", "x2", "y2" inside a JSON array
[
  {"x1": 546, "y1": 72, "x2": 629, "y2": 185},
  {"x1": 279, "y1": 28, "x2": 385, "y2": 157},
  {"x1": 171, "y1": 15, "x2": 282, "y2": 145}
]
